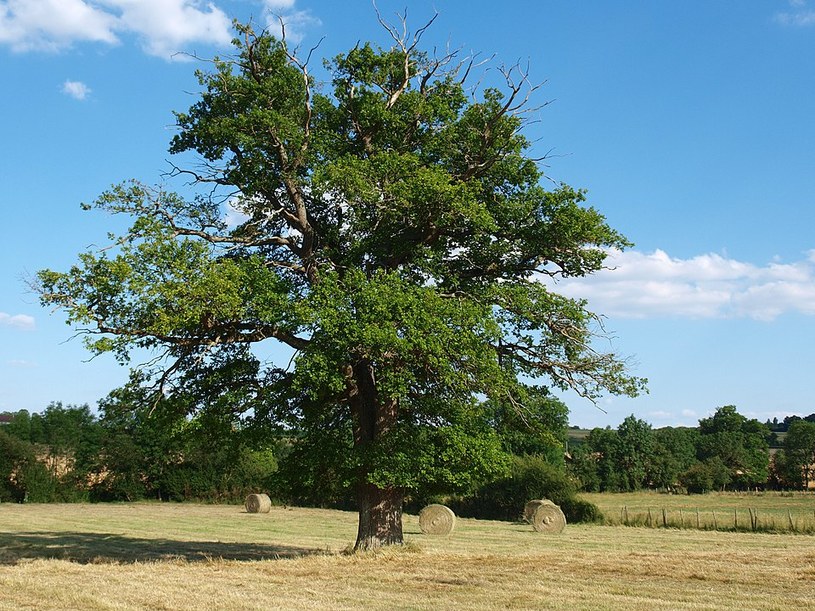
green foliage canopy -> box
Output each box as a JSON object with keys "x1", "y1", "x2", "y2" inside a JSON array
[
  {"x1": 697, "y1": 405, "x2": 770, "y2": 488},
  {"x1": 777, "y1": 419, "x2": 815, "y2": 489}
]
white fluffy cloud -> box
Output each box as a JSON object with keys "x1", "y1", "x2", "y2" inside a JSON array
[
  {"x1": 262, "y1": 0, "x2": 319, "y2": 44},
  {"x1": 264, "y1": 0, "x2": 296, "y2": 8},
  {"x1": 0, "y1": 0, "x2": 118, "y2": 51},
  {"x1": 222, "y1": 197, "x2": 251, "y2": 228},
  {"x1": 0, "y1": 1, "x2": 322, "y2": 57},
  {"x1": 0, "y1": 0, "x2": 232, "y2": 58},
  {"x1": 62, "y1": 79, "x2": 91, "y2": 100},
  {"x1": 544, "y1": 249, "x2": 815, "y2": 321},
  {"x1": 775, "y1": 0, "x2": 815, "y2": 26},
  {"x1": 0, "y1": 312, "x2": 35, "y2": 330},
  {"x1": 105, "y1": 0, "x2": 232, "y2": 58}
]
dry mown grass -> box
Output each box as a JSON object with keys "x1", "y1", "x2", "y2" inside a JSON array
[{"x1": 1, "y1": 501, "x2": 815, "y2": 610}]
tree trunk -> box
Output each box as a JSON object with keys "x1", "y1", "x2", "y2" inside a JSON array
[
  {"x1": 349, "y1": 358, "x2": 404, "y2": 551},
  {"x1": 355, "y1": 483, "x2": 404, "y2": 551}
]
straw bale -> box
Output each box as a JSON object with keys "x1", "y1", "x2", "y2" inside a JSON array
[
  {"x1": 524, "y1": 499, "x2": 555, "y2": 523},
  {"x1": 531, "y1": 502, "x2": 566, "y2": 533},
  {"x1": 419, "y1": 504, "x2": 456, "y2": 535},
  {"x1": 244, "y1": 493, "x2": 272, "y2": 514}
]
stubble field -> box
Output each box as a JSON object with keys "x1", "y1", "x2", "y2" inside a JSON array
[{"x1": 1, "y1": 498, "x2": 815, "y2": 610}]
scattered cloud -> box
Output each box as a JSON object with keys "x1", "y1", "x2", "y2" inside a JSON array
[
  {"x1": 0, "y1": 312, "x2": 35, "y2": 330},
  {"x1": 0, "y1": 0, "x2": 323, "y2": 57},
  {"x1": 62, "y1": 79, "x2": 90, "y2": 100},
  {"x1": 264, "y1": 0, "x2": 296, "y2": 8},
  {"x1": 5, "y1": 359, "x2": 37, "y2": 368},
  {"x1": 642, "y1": 409, "x2": 706, "y2": 427},
  {"x1": 222, "y1": 197, "x2": 251, "y2": 228},
  {"x1": 262, "y1": 0, "x2": 320, "y2": 44},
  {"x1": 107, "y1": 0, "x2": 232, "y2": 59},
  {"x1": 0, "y1": 0, "x2": 118, "y2": 52},
  {"x1": 0, "y1": 0, "x2": 233, "y2": 58},
  {"x1": 775, "y1": 0, "x2": 815, "y2": 26},
  {"x1": 543, "y1": 249, "x2": 815, "y2": 321}
]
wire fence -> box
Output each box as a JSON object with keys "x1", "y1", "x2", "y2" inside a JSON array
[{"x1": 607, "y1": 505, "x2": 815, "y2": 534}]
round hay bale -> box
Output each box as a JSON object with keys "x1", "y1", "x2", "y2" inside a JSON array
[
  {"x1": 531, "y1": 502, "x2": 566, "y2": 533},
  {"x1": 244, "y1": 493, "x2": 272, "y2": 514},
  {"x1": 523, "y1": 499, "x2": 556, "y2": 523},
  {"x1": 418, "y1": 504, "x2": 456, "y2": 535}
]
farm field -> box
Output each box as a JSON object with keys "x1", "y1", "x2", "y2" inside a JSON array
[
  {"x1": 583, "y1": 490, "x2": 815, "y2": 532},
  {"x1": 1, "y1": 501, "x2": 815, "y2": 610}
]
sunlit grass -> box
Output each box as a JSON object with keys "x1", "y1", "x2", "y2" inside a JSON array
[
  {"x1": 1, "y1": 500, "x2": 815, "y2": 609},
  {"x1": 582, "y1": 490, "x2": 815, "y2": 532}
]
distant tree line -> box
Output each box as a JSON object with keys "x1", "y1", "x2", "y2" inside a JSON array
[
  {"x1": 765, "y1": 414, "x2": 815, "y2": 433},
  {"x1": 1, "y1": 384, "x2": 602, "y2": 523},
  {"x1": 568, "y1": 405, "x2": 815, "y2": 493},
  {"x1": 0, "y1": 391, "x2": 279, "y2": 504},
  {"x1": 3, "y1": 397, "x2": 815, "y2": 509}
]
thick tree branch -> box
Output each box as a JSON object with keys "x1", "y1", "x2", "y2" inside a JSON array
[{"x1": 91, "y1": 320, "x2": 310, "y2": 352}]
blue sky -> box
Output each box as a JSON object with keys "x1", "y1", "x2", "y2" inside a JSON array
[{"x1": 1, "y1": 0, "x2": 814, "y2": 429}]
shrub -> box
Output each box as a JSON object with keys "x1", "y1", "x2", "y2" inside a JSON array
[
  {"x1": 559, "y1": 497, "x2": 603, "y2": 523},
  {"x1": 449, "y1": 455, "x2": 602, "y2": 523},
  {"x1": 0, "y1": 431, "x2": 66, "y2": 502},
  {"x1": 680, "y1": 458, "x2": 731, "y2": 494},
  {"x1": 680, "y1": 462, "x2": 714, "y2": 494},
  {"x1": 154, "y1": 446, "x2": 279, "y2": 503},
  {"x1": 0, "y1": 430, "x2": 34, "y2": 502},
  {"x1": 89, "y1": 470, "x2": 147, "y2": 502},
  {"x1": 13, "y1": 459, "x2": 60, "y2": 503}
]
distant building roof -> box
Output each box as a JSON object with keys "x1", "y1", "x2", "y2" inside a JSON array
[{"x1": 0, "y1": 414, "x2": 12, "y2": 424}]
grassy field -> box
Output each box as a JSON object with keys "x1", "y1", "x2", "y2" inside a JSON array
[
  {"x1": 2, "y1": 500, "x2": 815, "y2": 609},
  {"x1": 583, "y1": 490, "x2": 815, "y2": 532}
]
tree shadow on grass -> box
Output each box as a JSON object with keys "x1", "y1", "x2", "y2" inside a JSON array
[{"x1": 0, "y1": 531, "x2": 325, "y2": 565}]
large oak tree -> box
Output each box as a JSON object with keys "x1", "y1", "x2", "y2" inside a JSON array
[{"x1": 38, "y1": 18, "x2": 645, "y2": 550}]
